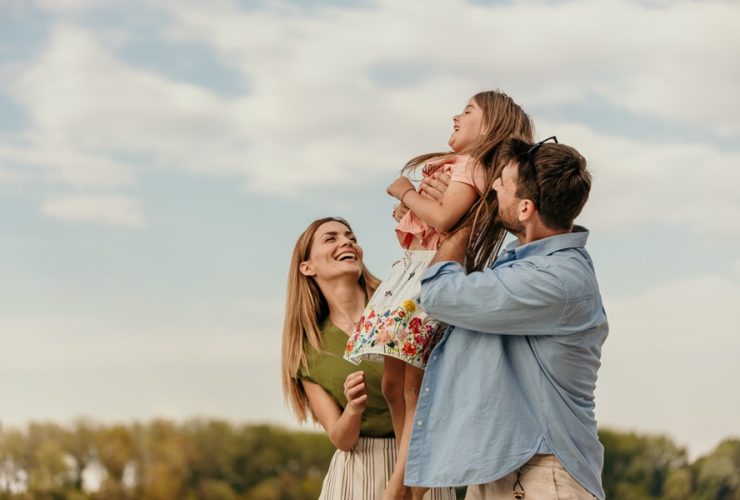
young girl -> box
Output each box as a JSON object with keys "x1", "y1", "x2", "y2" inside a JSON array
[{"x1": 345, "y1": 90, "x2": 533, "y2": 500}]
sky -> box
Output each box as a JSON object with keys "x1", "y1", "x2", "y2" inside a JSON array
[{"x1": 1, "y1": 0, "x2": 738, "y2": 460}]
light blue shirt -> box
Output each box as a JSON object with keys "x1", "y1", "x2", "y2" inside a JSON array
[{"x1": 406, "y1": 227, "x2": 607, "y2": 499}]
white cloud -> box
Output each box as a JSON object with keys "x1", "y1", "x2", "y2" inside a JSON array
[
  {"x1": 9, "y1": 25, "x2": 243, "y2": 178},
  {"x1": 536, "y1": 120, "x2": 740, "y2": 237},
  {"x1": 32, "y1": 0, "x2": 118, "y2": 12},
  {"x1": 0, "y1": 308, "x2": 289, "y2": 426},
  {"x1": 4, "y1": 1, "x2": 739, "y2": 214},
  {"x1": 598, "y1": 274, "x2": 740, "y2": 457},
  {"x1": 164, "y1": 0, "x2": 740, "y2": 133},
  {"x1": 42, "y1": 194, "x2": 146, "y2": 227}
]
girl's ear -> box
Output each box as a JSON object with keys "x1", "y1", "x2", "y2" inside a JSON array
[{"x1": 299, "y1": 261, "x2": 315, "y2": 277}]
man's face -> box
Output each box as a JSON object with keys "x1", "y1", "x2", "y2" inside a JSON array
[{"x1": 492, "y1": 160, "x2": 525, "y2": 235}]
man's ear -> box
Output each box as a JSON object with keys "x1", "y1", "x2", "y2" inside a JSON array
[
  {"x1": 518, "y1": 199, "x2": 536, "y2": 222},
  {"x1": 299, "y1": 261, "x2": 315, "y2": 277}
]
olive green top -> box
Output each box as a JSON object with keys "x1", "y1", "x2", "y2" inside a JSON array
[{"x1": 299, "y1": 318, "x2": 394, "y2": 437}]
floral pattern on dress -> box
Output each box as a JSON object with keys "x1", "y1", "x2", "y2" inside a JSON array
[{"x1": 345, "y1": 298, "x2": 445, "y2": 368}]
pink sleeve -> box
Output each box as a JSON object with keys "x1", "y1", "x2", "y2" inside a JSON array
[{"x1": 449, "y1": 156, "x2": 487, "y2": 195}]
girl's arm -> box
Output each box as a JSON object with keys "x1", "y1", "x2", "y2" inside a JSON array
[
  {"x1": 387, "y1": 175, "x2": 478, "y2": 233},
  {"x1": 302, "y1": 371, "x2": 367, "y2": 452}
]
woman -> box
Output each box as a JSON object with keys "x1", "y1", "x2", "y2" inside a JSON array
[{"x1": 282, "y1": 217, "x2": 455, "y2": 499}]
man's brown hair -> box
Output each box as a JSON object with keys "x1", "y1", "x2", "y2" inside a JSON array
[{"x1": 506, "y1": 140, "x2": 591, "y2": 230}]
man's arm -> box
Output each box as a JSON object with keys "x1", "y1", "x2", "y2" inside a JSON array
[{"x1": 420, "y1": 257, "x2": 569, "y2": 335}]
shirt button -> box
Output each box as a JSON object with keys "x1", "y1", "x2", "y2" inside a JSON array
[
  {"x1": 417, "y1": 420, "x2": 423, "y2": 427},
  {"x1": 424, "y1": 387, "x2": 430, "y2": 392},
  {"x1": 433, "y1": 356, "x2": 437, "y2": 361}
]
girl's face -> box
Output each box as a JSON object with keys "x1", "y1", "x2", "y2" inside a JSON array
[
  {"x1": 300, "y1": 220, "x2": 364, "y2": 283},
  {"x1": 448, "y1": 97, "x2": 485, "y2": 153}
]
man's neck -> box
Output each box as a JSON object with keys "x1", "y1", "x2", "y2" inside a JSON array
[{"x1": 517, "y1": 223, "x2": 570, "y2": 246}]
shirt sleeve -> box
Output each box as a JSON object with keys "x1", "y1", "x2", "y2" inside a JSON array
[
  {"x1": 419, "y1": 260, "x2": 569, "y2": 335},
  {"x1": 449, "y1": 158, "x2": 486, "y2": 195}
]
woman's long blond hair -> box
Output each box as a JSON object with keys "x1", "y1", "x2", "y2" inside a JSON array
[
  {"x1": 404, "y1": 90, "x2": 534, "y2": 271},
  {"x1": 281, "y1": 217, "x2": 380, "y2": 422}
]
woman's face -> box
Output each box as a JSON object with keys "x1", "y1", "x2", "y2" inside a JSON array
[
  {"x1": 449, "y1": 97, "x2": 485, "y2": 153},
  {"x1": 300, "y1": 220, "x2": 365, "y2": 283}
]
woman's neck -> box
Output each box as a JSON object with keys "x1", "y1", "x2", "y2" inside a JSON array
[{"x1": 321, "y1": 278, "x2": 367, "y2": 335}]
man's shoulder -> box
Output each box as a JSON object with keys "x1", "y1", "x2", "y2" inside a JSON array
[{"x1": 523, "y1": 248, "x2": 599, "y2": 295}]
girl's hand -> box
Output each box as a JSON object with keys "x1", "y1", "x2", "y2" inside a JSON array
[
  {"x1": 343, "y1": 371, "x2": 367, "y2": 415},
  {"x1": 387, "y1": 176, "x2": 415, "y2": 200},
  {"x1": 392, "y1": 203, "x2": 409, "y2": 222}
]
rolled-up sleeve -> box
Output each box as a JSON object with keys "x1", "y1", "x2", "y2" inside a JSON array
[{"x1": 420, "y1": 259, "x2": 567, "y2": 335}]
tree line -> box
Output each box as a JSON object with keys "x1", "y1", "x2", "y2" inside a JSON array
[{"x1": 0, "y1": 419, "x2": 737, "y2": 499}]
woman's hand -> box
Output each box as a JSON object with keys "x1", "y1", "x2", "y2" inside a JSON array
[
  {"x1": 387, "y1": 176, "x2": 415, "y2": 200},
  {"x1": 343, "y1": 371, "x2": 367, "y2": 415}
]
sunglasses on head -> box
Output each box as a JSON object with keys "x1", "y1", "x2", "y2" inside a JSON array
[{"x1": 509, "y1": 136, "x2": 558, "y2": 208}]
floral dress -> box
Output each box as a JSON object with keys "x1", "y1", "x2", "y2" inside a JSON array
[{"x1": 344, "y1": 250, "x2": 446, "y2": 369}]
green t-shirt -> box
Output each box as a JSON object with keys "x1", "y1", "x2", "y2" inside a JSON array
[{"x1": 299, "y1": 318, "x2": 394, "y2": 438}]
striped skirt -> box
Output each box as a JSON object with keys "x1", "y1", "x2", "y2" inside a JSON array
[{"x1": 319, "y1": 437, "x2": 456, "y2": 500}]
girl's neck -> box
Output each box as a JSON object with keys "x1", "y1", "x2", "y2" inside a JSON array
[{"x1": 320, "y1": 277, "x2": 367, "y2": 335}]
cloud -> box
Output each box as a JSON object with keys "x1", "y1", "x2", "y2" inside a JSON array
[
  {"x1": 3, "y1": 0, "x2": 739, "y2": 224},
  {"x1": 0, "y1": 307, "x2": 288, "y2": 426},
  {"x1": 536, "y1": 120, "x2": 740, "y2": 238},
  {"x1": 164, "y1": 0, "x2": 740, "y2": 133},
  {"x1": 9, "y1": 25, "x2": 243, "y2": 177},
  {"x1": 598, "y1": 273, "x2": 740, "y2": 457},
  {"x1": 42, "y1": 194, "x2": 146, "y2": 227}
]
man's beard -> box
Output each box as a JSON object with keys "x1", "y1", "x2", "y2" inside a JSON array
[{"x1": 498, "y1": 208, "x2": 524, "y2": 237}]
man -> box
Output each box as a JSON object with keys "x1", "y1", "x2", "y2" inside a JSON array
[{"x1": 405, "y1": 138, "x2": 607, "y2": 499}]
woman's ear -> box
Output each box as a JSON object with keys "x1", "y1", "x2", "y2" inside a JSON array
[{"x1": 299, "y1": 261, "x2": 315, "y2": 277}]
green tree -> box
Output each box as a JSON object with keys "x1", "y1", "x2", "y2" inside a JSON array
[
  {"x1": 134, "y1": 420, "x2": 193, "y2": 500},
  {"x1": 691, "y1": 439, "x2": 740, "y2": 500},
  {"x1": 600, "y1": 428, "x2": 688, "y2": 498}
]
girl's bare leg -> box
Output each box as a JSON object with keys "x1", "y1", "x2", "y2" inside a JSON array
[
  {"x1": 384, "y1": 364, "x2": 426, "y2": 500},
  {"x1": 382, "y1": 356, "x2": 406, "y2": 444}
]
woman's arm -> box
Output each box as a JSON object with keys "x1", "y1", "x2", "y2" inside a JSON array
[
  {"x1": 387, "y1": 175, "x2": 477, "y2": 233},
  {"x1": 303, "y1": 371, "x2": 367, "y2": 451}
]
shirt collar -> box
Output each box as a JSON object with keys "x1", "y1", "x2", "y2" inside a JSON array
[{"x1": 502, "y1": 225, "x2": 590, "y2": 261}]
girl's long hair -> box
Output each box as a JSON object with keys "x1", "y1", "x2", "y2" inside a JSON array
[
  {"x1": 281, "y1": 217, "x2": 380, "y2": 422},
  {"x1": 403, "y1": 90, "x2": 534, "y2": 271}
]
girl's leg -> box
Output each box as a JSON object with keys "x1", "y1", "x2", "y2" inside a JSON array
[
  {"x1": 381, "y1": 356, "x2": 406, "y2": 444},
  {"x1": 384, "y1": 363, "x2": 426, "y2": 500}
]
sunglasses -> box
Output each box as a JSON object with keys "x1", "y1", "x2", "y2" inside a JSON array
[{"x1": 510, "y1": 136, "x2": 558, "y2": 208}]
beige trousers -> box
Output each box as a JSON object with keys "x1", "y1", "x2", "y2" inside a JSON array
[{"x1": 464, "y1": 455, "x2": 596, "y2": 500}]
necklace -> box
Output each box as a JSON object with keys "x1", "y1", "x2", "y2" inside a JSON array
[{"x1": 330, "y1": 309, "x2": 361, "y2": 336}]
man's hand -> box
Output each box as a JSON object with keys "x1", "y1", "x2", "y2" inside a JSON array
[
  {"x1": 420, "y1": 172, "x2": 451, "y2": 202},
  {"x1": 343, "y1": 371, "x2": 367, "y2": 416},
  {"x1": 390, "y1": 172, "x2": 451, "y2": 222},
  {"x1": 430, "y1": 226, "x2": 470, "y2": 266}
]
